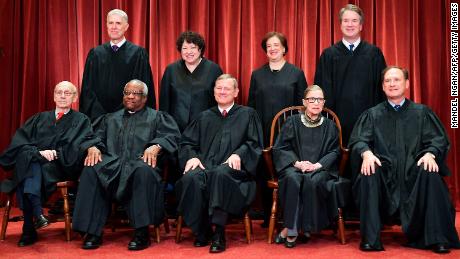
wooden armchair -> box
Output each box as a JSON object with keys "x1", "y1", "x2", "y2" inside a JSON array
[
  {"x1": 1, "y1": 180, "x2": 76, "y2": 241},
  {"x1": 263, "y1": 106, "x2": 350, "y2": 244}
]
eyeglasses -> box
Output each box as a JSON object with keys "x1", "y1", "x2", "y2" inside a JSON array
[
  {"x1": 305, "y1": 97, "x2": 325, "y2": 103},
  {"x1": 54, "y1": 91, "x2": 75, "y2": 96},
  {"x1": 123, "y1": 90, "x2": 144, "y2": 96}
]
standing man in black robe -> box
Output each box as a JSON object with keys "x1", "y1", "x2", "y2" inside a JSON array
[
  {"x1": 314, "y1": 4, "x2": 386, "y2": 146},
  {"x1": 72, "y1": 79, "x2": 180, "y2": 251},
  {"x1": 349, "y1": 66, "x2": 460, "y2": 253},
  {"x1": 0, "y1": 81, "x2": 97, "y2": 247},
  {"x1": 176, "y1": 74, "x2": 263, "y2": 253},
  {"x1": 79, "y1": 9, "x2": 155, "y2": 121}
]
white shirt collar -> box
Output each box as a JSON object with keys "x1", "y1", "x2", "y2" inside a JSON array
[
  {"x1": 342, "y1": 38, "x2": 361, "y2": 51},
  {"x1": 110, "y1": 38, "x2": 127, "y2": 48},
  {"x1": 218, "y1": 102, "x2": 235, "y2": 113},
  {"x1": 388, "y1": 99, "x2": 405, "y2": 107}
]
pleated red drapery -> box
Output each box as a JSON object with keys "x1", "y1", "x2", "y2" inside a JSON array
[{"x1": 0, "y1": 0, "x2": 458, "y2": 209}]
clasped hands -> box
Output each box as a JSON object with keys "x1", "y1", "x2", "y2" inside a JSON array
[
  {"x1": 360, "y1": 150, "x2": 438, "y2": 175},
  {"x1": 39, "y1": 150, "x2": 58, "y2": 161},
  {"x1": 183, "y1": 154, "x2": 241, "y2": 174},
  {"x1": 293, "y1": 160, "x2": 322, "y2": 173},
  {"x1": 84, "y1": 144, "x2": 161, "y2": 168}
]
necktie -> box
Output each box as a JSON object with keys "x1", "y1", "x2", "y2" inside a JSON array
[
  {"x1": 394, "y1": 105, "x2": 401, "y2": 111},
  {"x1": 222, "y1": 110, "x2": 228, "y2": 118},
  {"x1": 56, "y1": 112, "x2": 64, "y2": 121},
  {"x1": 349, "y1": 44, "x2": 354, "y2": 52},
  {"x1": 112, "y1": 45, "x2": 119, "y2": 52}
]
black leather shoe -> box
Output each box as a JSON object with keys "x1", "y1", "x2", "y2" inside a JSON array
[
  {"x1": 128, "y1": 230, "x2": 151, "y2": 251},
  {"x1": 209, "y1": 230, "x2": 226, "y2": 253},
  {"x1": 274, "y1": 233, "x2": 287, "y2": 244},
  {"x1": 359, "y1": 242, "x2": 384, "y2": 251},
  {"x1": 209, "y1": 239, "x2": 226, "y2": 253},
  {"x1": 284, "y1": 238, "x2": 297, "y2": 248},
  {"x1": 433, "y1": 243, "x2": 450, "y2": 254},
  {"x1": 34, "y1": 214, "x2": 49, "y2": 229},
  {"x1": 17, "y1": 231, "x2": 37, "y2": 247},
  {"x1": 82, "y1": 234, "x2": 102, "y2": 250}
]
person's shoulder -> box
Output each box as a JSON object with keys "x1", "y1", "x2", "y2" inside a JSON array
[
  {"x1": 165, "y1": 60, "x2": 182, "y2": 70},
  {"x1": 284, "y1": 62, "x2": 303, "y2": 73},
  {"x1": 252, "y1": 63, "x2": 269, "y2": 75},
  {"x1": 359, "y1": 41, "x2": 384, "y2": 55},
  {"x1": 69, "y1": 110, "x2": 91, "y2": 120},
  {"x1": 91, "y1": 42, "x2": 111, "y2": 54}
]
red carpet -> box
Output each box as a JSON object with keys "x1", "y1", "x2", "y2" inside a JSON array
[{"x1": 0, "y1": 208, "x2": 459, "y2": 258}]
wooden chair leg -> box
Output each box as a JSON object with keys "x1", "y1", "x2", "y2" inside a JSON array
[
  {"x1": 175, "y1": 215, "x2": 183, "y2": 243},
  {"x1": 267, "y1": 188, "x2": 277, "y2": 244},
  {"x1": 244, "y1": 212, "x2": 252, "y2": 244},
  {"x1": 1, "y1": 194, "x2": 12, "y2": 240},
  {"x1": 337, "y1": 208, "x2": 346, "y2": 244},
  {"x1": 154, "y1": 226, "x2": 160, "y2": 243},
  {"x1": 60, "y1": 186, "x2": 72, "y2": 241},
  {"x1": 163, "y1": 217, "x2": 170, "y2": 234}
]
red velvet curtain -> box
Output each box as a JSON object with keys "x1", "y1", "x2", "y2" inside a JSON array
[{"x1": 0, "y1": 0, "x2": 458, "y2": 209}]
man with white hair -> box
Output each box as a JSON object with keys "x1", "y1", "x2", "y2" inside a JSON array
[
  {"x1": 80, "y1": 9, "x2": 155, "y2": 121},
  {"x1": 0, "y1": 81, "x2": 97, "y2": 247},
  {"x1": 73, "y1": 79, "x2": 180, "y2": 251}
]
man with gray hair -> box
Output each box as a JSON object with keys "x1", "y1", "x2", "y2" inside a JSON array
[
  {"x1": 72, "y1": 79, "x2": 180, "y2": 250},
  {"x1": 0, "y1": 81, "x2": 97, "y2": 247},
  {"x1": 176, "y1": 74, "x2": 263, "y2": 253},
  {"x1": 80, "y1": 9, "x2": 155, "y2": 121},
  {"x1": 314, "y1": 4, "x2": 386, "y2": 147}
]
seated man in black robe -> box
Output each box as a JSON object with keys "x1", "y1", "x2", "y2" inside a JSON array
[
  {"x1": 349, "y1": 66, "x2": 460, "y2": 253},
  {"x1": 0, "y1": 81, "x2": 97, "y2": 247},
  {"x1": 273, "y1": 85, "x2": 341, "y2": 248},
  {"x1": 176, "y1": 74, "x2": 263, "y2": 253},
  {"x1": 72, "y1": 79, "x2": 180, "y2": 251}
]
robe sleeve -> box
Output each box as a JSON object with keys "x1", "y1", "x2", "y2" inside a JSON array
[
  {"x1": 0, "y1": 114, "x2": 42, "y2": 170},
  {"x1": 272, "y1": 116, "x2": 300, "y2": 173},
  {"x1": 417, "y1": 107, "x2": 450, "y2": 175},
  {"x1": 314, "y1": 51, "x2": 335, "y2": 111},
  {"x1": 247, "y1": 73, "x2": 257, "y2": 108},
  {"x1": 317, "y1": 121, "x2": 340, "y2": 172},
  {"x1": 79, "y1": 49, "x2": 107, "y2": 121},
  {"x1": 159, "y1": 66, "x2": 172, "y2": 113},
  {"x1": 146, "y1": 112, "x2": 180, "y2": 155},
  {"x1": 373, "y1": 48, "x2": 387, "y2": 103},
  {"x1": 294, "y1": 70, "x2": 308, "y2": 106},
  {"x1": 232, "y1": 110, "x2": 264, "y2": 176},
  {"x1": 348, "y1": 111, "x2": 375, "y2": 181},
  {"x1": 134, "y1": 48, "x2": 156, "y2": 109},
  {"x1": 56, "y1": 114, "x2": 100, "y2": 168},
  {"x1": 179, "y1": 118, "x2": 202, "y2": 169}
]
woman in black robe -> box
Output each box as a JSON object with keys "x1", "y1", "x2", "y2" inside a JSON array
[
  {"x1": 273, "y1": 85, "x2": 340, "y2": 248},
  {"x1": 160, "y1": 31, "x2": 223, "y2": 187},
  {"x1": 248, "y1": 32, "x2": 308, "y2": 226},
  {"x1": 160, "y1": 31, "x2": 223, "y2": 132}
]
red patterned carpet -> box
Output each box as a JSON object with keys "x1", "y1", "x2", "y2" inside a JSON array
[{"x1": 0, "y1": 208, "x2": 459, "y2": 259}]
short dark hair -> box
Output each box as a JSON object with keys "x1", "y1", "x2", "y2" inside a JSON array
[
  {"x1": 382, "y1": 66, "x2": 409, "y2": 80},
  {"x1": 339, "y1": 4, "x2": 364, "y2": 24},
  {"x1": 176, "y1": 31, "x2": 206, "y2": 57},
  {"x1": 261, "y1": 31, "x2": 288, "y2": 55},
  {"x1": 304, "y1": 85, "x2": 324, "y2": 99}
]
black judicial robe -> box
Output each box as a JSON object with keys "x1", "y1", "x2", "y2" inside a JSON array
[
  {"x1": 314, "y1": 41, "x2": 386, "y2": 145},
  {"x1": 80, "y1": 41, "x2": 155, "y2": 121},
  {"x1": 273, "y1": 115, "x2": 343, "y2": 232},
  {"x1": 177, "y1": 105, "x2": 263, "y2": 231},
  {"x1": 88, "y1": 107, "x2": 180, "y2": 201},
  {"x1": 0, "y1": 110, "x2": 97, "y2": 199},
  {"x1": 160, "y1": 58, "x2": 223, "y2": 132},
  {"x1": 349, "y1": 100, "x2": 460, "y2": 248},
  {"x1": 248, "y1": 62, "x2": 307, "y2": 146}
]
